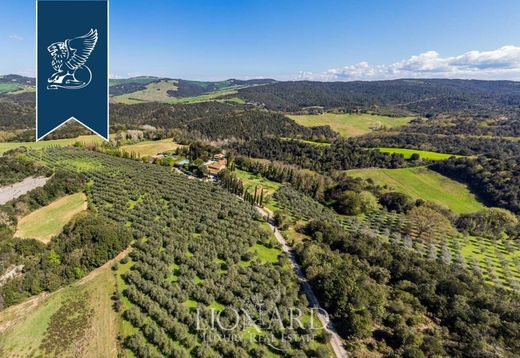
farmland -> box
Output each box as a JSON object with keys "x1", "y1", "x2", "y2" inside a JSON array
[
  {"x1": 0, "y1": 83, "x2": 23, "y2": 94},
  {"x1": 7, "y1": 148, "x2": 330, "y2": 357},
  {"x1": 288, "y1": 113, "x2": 415, "y2": 137},
  {"x1": 111, "y1": 79, "x2": 243, "y2": 105},
  {"x1": 111, "y1": 80, "x2": 178, "y2": 104},
  {"x1": 234, "y1": 169, "x2": 281, "y2": 196},
  {"x1": 376, "y1": 147, "x2": 462, "y2": 160},
  {"x1": 14, "y1": 192, "x2": 87, "y2": 243},
  {"x1": 0, "y1": 252, "x2": 122, "y2": 357},
  {"x1": 0, "y1": 135, "x2": 106, "y2": 155},
  {"x1": 273, "y1": 185, "x2": 520, "y2": 291},
  {"x1": 120, "y1": 138, "x2": 182, "y2": 157},
  {"x1": 347, "y1": 166, "x2": 485, "y2": 213}
]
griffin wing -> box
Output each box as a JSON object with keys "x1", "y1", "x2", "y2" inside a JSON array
[{"x1": 65, "y1": 29, "x2": 98, "y2": 70}]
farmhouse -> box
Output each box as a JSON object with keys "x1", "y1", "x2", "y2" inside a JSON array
[{"x1": 207, "y1": 159, "x2": 227, "y2": 174}]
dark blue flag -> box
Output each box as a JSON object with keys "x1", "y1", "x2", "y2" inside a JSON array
[{"x1": 37, "y1": 0, "x2": 109, "y2": 140}]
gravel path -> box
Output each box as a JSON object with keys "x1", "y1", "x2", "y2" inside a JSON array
[
  {"x1": 0, "y1": 176, "x2": 49, "y2": 205},
  {"x1": 256, "y1": 206, "x2": 349, "y2": 358}
]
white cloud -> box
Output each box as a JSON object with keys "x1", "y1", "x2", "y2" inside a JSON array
[
  {"x1": 8, "y1": 35, "x2": 24, "y2": 41},
  {"x1": 298, "y1": 46, "x2": 520, "y2": 81}
]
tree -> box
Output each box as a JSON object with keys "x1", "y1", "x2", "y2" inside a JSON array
[
  {"x1": 407, "y1": 206, "x2": 454, "y2": 239},
  {"x1": 379, "y1": 192, "x2": 415, "y2": 213},
  {"x1": 456, "y1": 207, "x2": 518, "y2": 238},
  {"x1": 334, "y1": 191, "x2": 378, "y2": 215}
]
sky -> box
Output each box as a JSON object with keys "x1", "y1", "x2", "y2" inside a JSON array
[{"x1": 1, "y1": 0, "x2": 520, "y2": 81}]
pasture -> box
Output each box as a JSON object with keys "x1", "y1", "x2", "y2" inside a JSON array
[
  {"x1": 111, "y1": 79, "x2": 178, "y2": 104},
  {"x1": 0, "y1": 256, "x2": 120, "y2": 357},
  {"x1": 346, "y1": 167, "x2": 485, "y2": 214},
  {"x1": 14, "y1": 193, "x2": 88, "y2": 243},
  {"x1": 288, "y1": 113, "x2": 415, "y2": 137},
  {"x1": 0, "y1": 83, "x2": 22, "y2": 94},
  {"x1": 0, "y1": 135, "x2": 106, "y2": 155},
  {"x1": 120, "y1": 138, "x2": 182, "y2": 157},
  {"x1": 234, "y1": 169, "x2": 281, "y2": 196},
  {"x1": 377, "y1": 147, "x2": 462, "y2": 160}
]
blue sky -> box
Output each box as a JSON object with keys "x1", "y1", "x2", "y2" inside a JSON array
[{"x1": 1, "y1": 0, "x2": 520, "y2": 80}]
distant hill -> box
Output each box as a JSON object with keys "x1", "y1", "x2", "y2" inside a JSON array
[
  {"x1": 0, "y1": 74, "x2": 276, "y2": 100},
  {"x1": 5, "y1": 76, "x2": 520, "y2": 117},
  {"x1": 108, "y1": 77, "x2": 276, "y2": 98},
  {"x1": 234, "y1": 79, "x2": 520, "y2": 116}
]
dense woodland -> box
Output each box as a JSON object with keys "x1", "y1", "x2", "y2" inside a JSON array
[
  {"x1": 235, "y1": 79, "x2": 520, "y2": 116},
  {"x1": 401, "y1": 115, "x2": 520, "y2": 137},
  {"x1": 431, "y1": 156, "x2": 520, "y2": 215},
  {"x1": 0, "y1": 152, "x2": 51, "y2": 186},
  {"x1": 355, "y1": 132, "x2": 520, "y2": 158},
  {"x1": 270, "y1": 186, "x2": 520, "y2": 357},
  {"x1": 231, "y1": 138, "x2": 410, "y2": 172},
  {"x1": 111, "y1": 102, "x2": 336, "y2": 142},
  {"x1": 299, "y1": 220, "x2": 520, "y2": 357}
]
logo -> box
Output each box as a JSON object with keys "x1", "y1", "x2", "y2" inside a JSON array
[{"x1": 47, "y1": 29, "x2": 98, "y2": 90}]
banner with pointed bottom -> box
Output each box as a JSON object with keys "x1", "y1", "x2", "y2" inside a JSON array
[{"x1": 37, "y1": 0, "x2": 109, "y2": 141}]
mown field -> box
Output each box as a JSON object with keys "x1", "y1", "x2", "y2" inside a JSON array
[
  {"x1": 14, "y1": 192, "x2": 87, "y2": 243},
  {"x1": 0, "y1": 135, "x2": 106, "y2": 155},
  {"x1": 234, "y1": 169, "x2": 281, "y2": 196},
  {"x1": 111, "y1": 80, "x2": 244, "y2": 105},
  {"x1": 0, "y1": 255, "x2": 121, "y2": 357},
  {"x1": 347, "y1": 167, "x2": 485, "y2": 214},
  {"x1": 111, "y1": 80, "x2": 179, "y2": 104},
  {"x1": 120, "y1": 138, "x2": 182, "y2": 157},
  {"x1": 377, "y1": 147, "x2": 462, "y2": 160},
  {"x1": 288, "y1": 113, "x2": 415, "y2": 137},
  {"x1": 0, "y1": 83, "x2": 23, "y2": 94}
]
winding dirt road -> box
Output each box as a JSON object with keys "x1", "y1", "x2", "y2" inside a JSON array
[{"x1": 255, "y1": 206, "x2": 348, "y2": 358}]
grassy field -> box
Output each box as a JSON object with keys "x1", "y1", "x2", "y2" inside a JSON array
[
  {"x1": 288, "y1": 113, "x2": 415, "y2": 137},
  {"x1": 377, "y1": 147, "x2": 462, "y2": 160},
  {"x1": 112, "y1": 85, "x2": 240, "y2": 105},
  {"x1": 111, "y1": 80, "x2": 178, "y2": 103},
  {"x1": 120, "y1": 138, "x2": 182, "y2": 157},
  {"x1": 347, "y1": 167, "x2": 485, "y2": 213},
  {"x1": 0, "y1": 255, "x2": 120, "y2": 357},
  {"x1": 0, "y1": 135, "x2": 106, "y2": 155},
  {"x1": 0, "y1": 83, "x2": 23, "y2": 94},
  {"x1": 234, "y1": 169, "x2": 281, "y2": 197},
  {"x1": 14, "y1": 193, "x2": 87, "y2": 243}
]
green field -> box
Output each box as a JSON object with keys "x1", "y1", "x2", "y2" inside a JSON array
[
  {"x1": 111, "y1": 79, "x2": 241, "y2": 105},
  {"x1": 0, "y1": 258, "x2": 120, "y2": 357},
  {"x1": 234, "y1": 169, "x2": 281, "y2": 196},
  {"x1": 120, "y1": 138, "x2": 182, "y2": 157},
  {"x1": 109, "y1": 76, "x2": 159, "y2": 87},
  {"x1": 0, "y1": 83, "x2": 23, "y2": 94},
  {"x1": 377, "y1": 147, "x2": 462, "y2": 160},
  {"x1": 15, "y1": 193, "x2": 87, "y2": 243},
  {"x1": 288, "y1": 113, "x2": 415, "y2": 137},
  {"x1": 0, "y1": 135, "x2": 106, "y2": 155},
  {"x1": 347, "y1": 167, "x2": 485, "y2": 213},
  {"x1": 111, "y1": 80, "x2": 178, "y2": 103}
]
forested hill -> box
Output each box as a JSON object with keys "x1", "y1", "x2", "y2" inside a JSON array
[{"x1": 234, "y1": 79, "x2": 520, "y2": 115}]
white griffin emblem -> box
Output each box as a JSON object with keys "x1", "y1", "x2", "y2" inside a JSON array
[{"x1": 47, "y1": 29, "x2": 98, "y2": 90}]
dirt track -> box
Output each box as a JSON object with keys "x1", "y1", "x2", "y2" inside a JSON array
[{"x1": 0, "y1": 176, "x2": 49, "y2": 205}]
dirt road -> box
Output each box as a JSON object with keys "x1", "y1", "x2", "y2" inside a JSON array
[
  {"x1": 256, "y1": 206, "x2": 348, "y2": 358},
  {"x1": 0, "y1": 176, "x2": 49, "y2": 205}
]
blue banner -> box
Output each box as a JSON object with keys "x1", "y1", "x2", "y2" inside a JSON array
[{"x1": 37, "y1": 0, "x2": 109, "y2": 140}]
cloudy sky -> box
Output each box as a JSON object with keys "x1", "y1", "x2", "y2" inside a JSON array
[
  {"x1": 298, "y1": 46, "x2": 520, "y2": 81},
  {"x1": 1, "y1": 0, "x2": 520, "y2": 81}
]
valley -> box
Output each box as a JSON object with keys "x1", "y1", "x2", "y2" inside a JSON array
[{"x1": 1, "y1": 77, "x2": 520, "y2": 357}]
